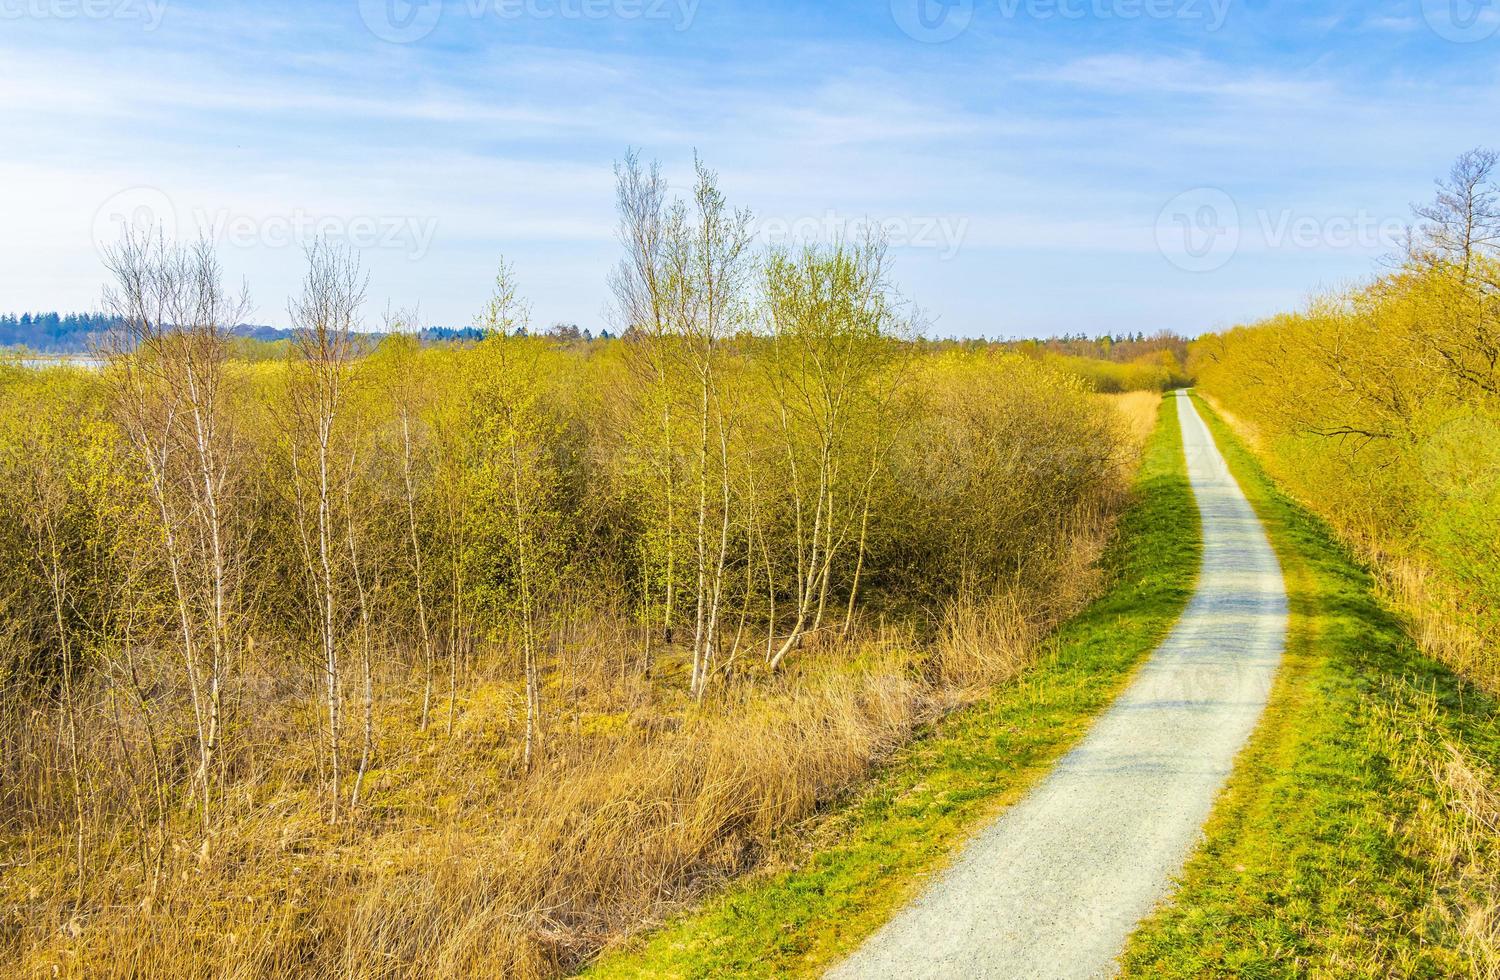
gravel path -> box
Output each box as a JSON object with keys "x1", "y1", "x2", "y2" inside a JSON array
[{"x1": 827, "y1": 392, "x2": 1287, "y2": 979}]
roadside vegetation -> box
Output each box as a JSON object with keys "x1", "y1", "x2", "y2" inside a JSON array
[
  {"x1": 587, "y1": 390, "x2": 1198, "y2": 977},
  {"x1": 1128, "y1": 151, "x2": 1500, "y2": 976},
  {"x1": 1122, "y1": 396, "x2": 1500, "y2": 978},
  {"x1": 1190, "y1": 149, "x2": 1500, "y2": 691},
  {"x1": 0, "y1": 153, "x2": 1147, "y2": 978},
  {"x1": 1044, "y1": 347, "x2": 1193, "y2": 395}
]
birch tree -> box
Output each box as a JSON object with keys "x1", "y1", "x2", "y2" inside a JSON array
[
  {"x1": 470, "y1": 263, "x2": 561, "y2": 770},
  {"x1": 285, "y1": 241, "x2": 367, "y2": 822},
  {"x1": 103, "y1": 231, "x2": 252, "y2": 834},
  {"x1": 374, "y1": 325, "x2": 440, "y2": 730},
  {"x1": 610, "y1": 151, "x2": 684, "y2": 656},
  {"x1": 763, "y1": 235, "x2": 906, "y2": 669},
  {"x1": 672, "y1": 156, "x2": 754, "y2": 699}
]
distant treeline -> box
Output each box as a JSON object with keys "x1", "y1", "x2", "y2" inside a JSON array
[
  {"x1": 0, "y1": 312, "x2": 121, "y2": 353},
  {"x1": 1023, "y1": 331, "x2": 1191, "y2": 366},
  {"x1": 1, "y1": 312, "x2": 616, "y2": 354},
  {"x1": 1000, "y1": 332, "x2": 1195, "y2": 393},
  {"x1": 4, "y1": 310, "x2": 1182, "y2": 391}
]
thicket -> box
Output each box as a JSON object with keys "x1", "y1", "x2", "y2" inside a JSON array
[
  {"x1": 0, "y1": 154, "x2": 1139, "y2": 976},
  {"x1": 1192, "y1": 149, "x2": 1500, "y2": 690},
  {"x1": 1043, "y1": 348, "x2": 1192, "y2": 394}
]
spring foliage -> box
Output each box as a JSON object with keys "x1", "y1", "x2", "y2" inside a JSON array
[
  {"x1": 1191, "y1": 149, "x2": 1500, "y2": 689},
  {"x1": 0, "y1": 155, "x2": 1140, "y2": 977}
]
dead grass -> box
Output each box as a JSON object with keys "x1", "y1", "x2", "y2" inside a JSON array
[
  {"x1": 1435, "y1": 746, "x2": 1500, "y2": 979},
  {"x1": 1377, "y1": 556, "x2": 1495, "y2": 692},
  {"x1": 1102, "y1": 391, "x2": 1163, "y2": 453},
  {"x1": 938, "y1": 518, "x2": 1110, "y2": 690},
  {"x1": 1, "y1": 539, "x2": 1116, "y2": 980},
  {"x1": 1368, "y1": 682, "x2": 1500, "y2": 979}
]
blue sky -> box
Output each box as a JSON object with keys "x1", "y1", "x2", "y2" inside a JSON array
[{"x1": 1, "y1": 0, "x2": 1497, "y2": 337}]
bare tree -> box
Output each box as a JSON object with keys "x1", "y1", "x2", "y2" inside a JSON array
[
  {"x1": 103, "y1": 231, "x2": 252, "y2": 836},
  {"x1": 1414, "y1": 148, "x2": 1500, "y2": 276},
  {"x1": 610, "y1": 151, "x2": 682, "y2": 657},
  {"x1": 285, "y1": 240, "x2": 367, "y2": 823},
  {"x1": 673, "y1": 155, "x2": 754, "y2": 699},
  {"x1": 379, "y1": 318, "x2": 440, "y2": 730},
  {"x1": 1406, "y1": 150, "x2": 1500, "y2": 399}
]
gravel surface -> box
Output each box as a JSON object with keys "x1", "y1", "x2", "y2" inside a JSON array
[{"x1": 827, "y1": 392, "x2": 1287, "y2": 979}]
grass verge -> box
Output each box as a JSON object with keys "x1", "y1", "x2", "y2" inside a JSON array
[
  {"x1": 584, "y1": 396, "x2": 1201, "y2": 978},
  {"x1": 1120, "y1": 395, "x2": 1500, "y2": 978}
]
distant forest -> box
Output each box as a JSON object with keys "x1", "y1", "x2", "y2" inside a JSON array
[
  {"x1": 0, "y1": 312, "x2": 120, "y2": 353},
  {"x1": 3, "y1": 311, "x2": 1177, "y2": 360},
  {"x1": 0, "y1": 313, "x2": 613, "y2": 354}
]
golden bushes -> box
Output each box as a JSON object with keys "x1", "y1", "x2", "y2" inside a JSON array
[{"x1": 1192, "y1": 256, "x2": 1500, "y2": 689}]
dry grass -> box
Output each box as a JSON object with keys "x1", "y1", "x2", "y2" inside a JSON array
[
  {"x1": 0, "y1": 543, "x2": 1112, "y2": 979},
  {"x1": 937, "y1": 518, "x2": 1110, "y2": 689},
  {"x1": 1201, "y1": 392, "x2": 1499, "y2": 693},
  {"x1": 1102, "y1": 391, "x2": 1163, "y2": 453},
  {"x1": 1368, "y1": 682, "x2": 1500, "y2": 979},
  {"x1": 2, "y1": 640, "x2": 921, "y2": 978},
  {"x1": 1378, "y1": 557, "x2": 1495, "y2": 691},
  {"x1": 1434, "y1": 746, "x2": 1500, "y2": 979}
]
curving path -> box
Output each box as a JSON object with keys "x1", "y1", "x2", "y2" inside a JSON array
[{"x1": 828, "y1": 391, "x2": 1287, "y2": 979}]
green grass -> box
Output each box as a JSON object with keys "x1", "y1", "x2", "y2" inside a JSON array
[
  {"x1": 1120, "y1": 395, "x2": 1500, "y2": 978},
  {"x1": 584, "y1": 396, "x2": 1202, "y2": 978}
]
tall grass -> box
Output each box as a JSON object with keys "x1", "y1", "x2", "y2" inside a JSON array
[{"x1": 1369, "y1": 683, "x2": 1500, "y2": 979}]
